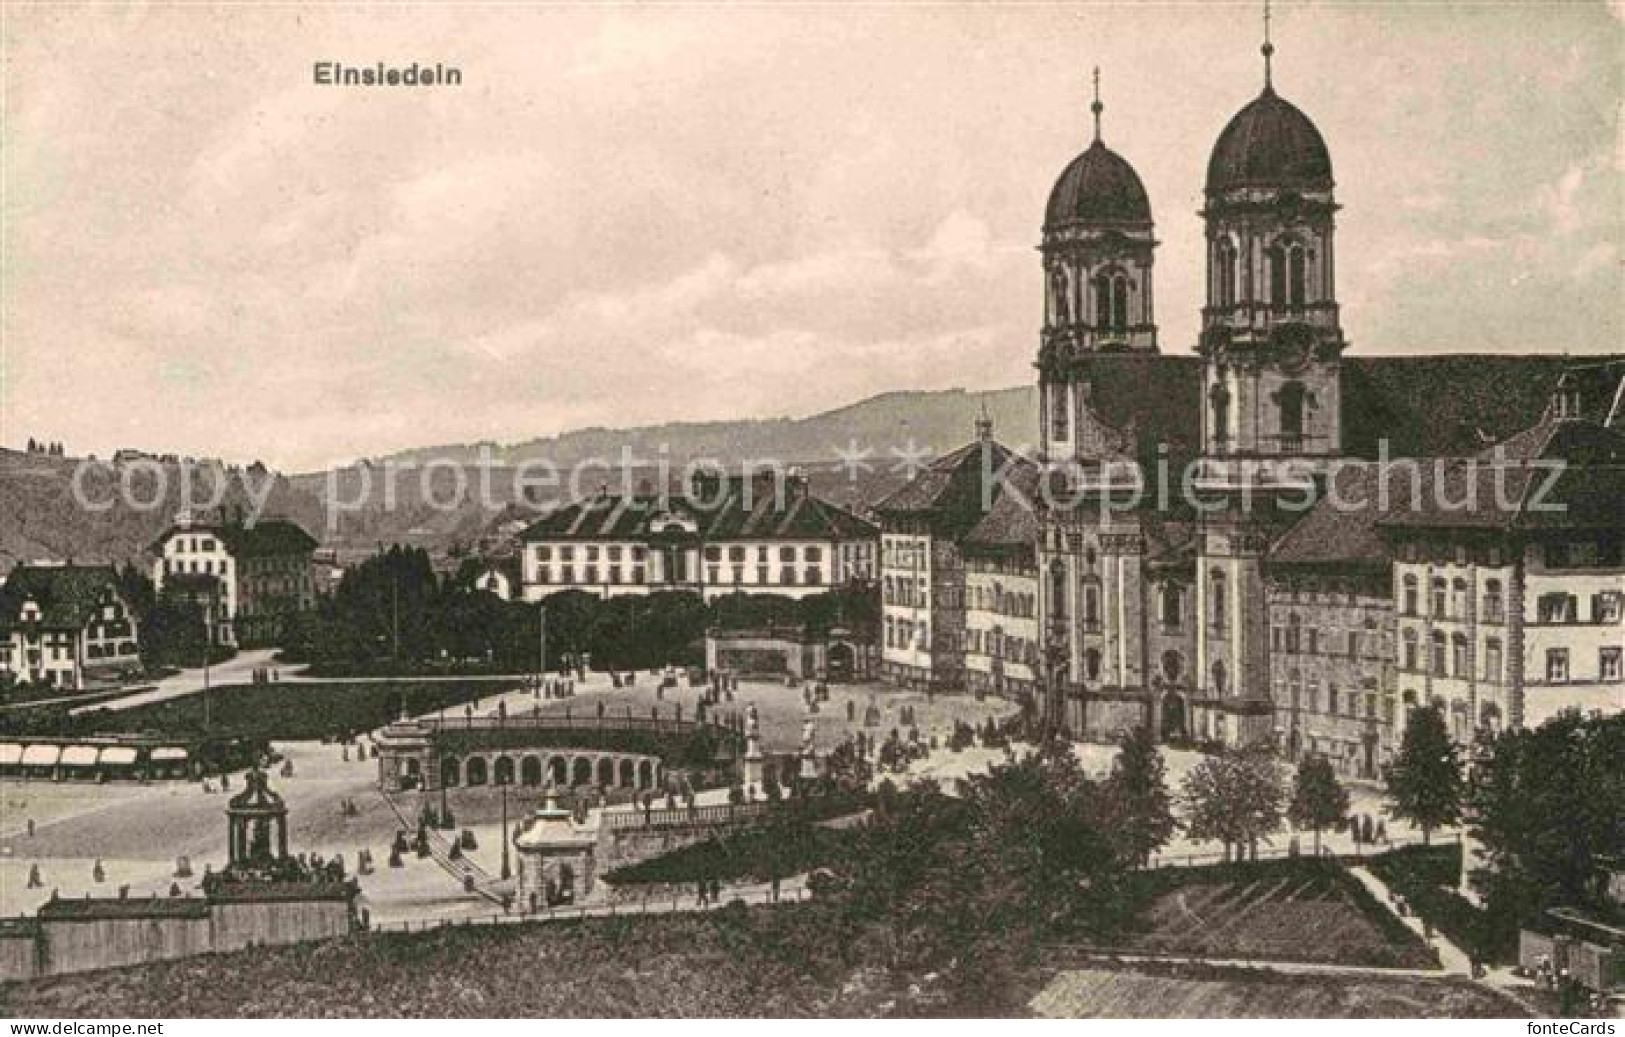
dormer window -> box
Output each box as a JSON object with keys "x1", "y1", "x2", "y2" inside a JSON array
[{"x1": 1550, "y1": 375, "x2": 1582, "y2": 421}]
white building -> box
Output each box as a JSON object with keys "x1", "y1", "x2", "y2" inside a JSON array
[
  {"x1": 0, "y1": 563, "x2": 141, "y2": 691},
  {"x1": 151, "y1": 513, "x2": 318, "y2": 647},
  {"x1": 517, "y1": 473, "x2": 877, "y2": 602}
]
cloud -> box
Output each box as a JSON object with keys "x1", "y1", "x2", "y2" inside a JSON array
[{"x1": 3, "y1": 3, "x2": 1620, "y2": 470}]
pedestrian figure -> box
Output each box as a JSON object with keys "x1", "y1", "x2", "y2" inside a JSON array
[
  {"x1": 92, "y1": 859, "x2": 105, "y2": 883},
  {"x1": 26, "y1": 863, "x2": 42, "y2": 889},
  {"x1": 26, "y1": 818, "x2": 35, "y2": 838}
]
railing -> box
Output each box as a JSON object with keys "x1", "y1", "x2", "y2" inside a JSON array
[
  {"x1": 378, "y1": 789, "x2": 508, "y2": 907},
  {"x1": 1145, "y1": 832, "x2": 1459, "y2": 870},
  {"x1": 368, "y1": 885, "x2": 811, "y2": 933},
  {"x1": 603, "y1": 801, "x2": 770, "y2": 831},
  {"x1": 419, "y1": 715, "x2": 724, "y2": 735}
]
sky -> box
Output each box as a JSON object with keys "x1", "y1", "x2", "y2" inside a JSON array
[{"x1": 2, "y1": 1, "x2": 1620, "y2": 472}]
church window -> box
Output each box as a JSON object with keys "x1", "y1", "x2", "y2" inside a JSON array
[
  {"x1": 1048, "y1": 561, "x2": 1068, "y2": 622},
  {"x1": 1084, "y1": 648, "x2": 1102, "y2": 682},
  {"x1": 1082, "y1": 579, "x2": 1102, "y2": 630},
  {"x1": 1050, "y1": 383, "x2": 1070, "y2": 442},
  {"x1": 1268, "y1": 240, "x2": 1308, "y2": 306},
  {"x1": 1094, "y1": 272, "x2": 1131, "y2": 332},
  {"x1": 1278, "y1": 381, "x2": 1307, "y2": 446},
  {"x1": 1160, "y1": 584, "x2": 1182, "y2": 630},
  {"x1": 1209, "y1": 569, "x2": 1227, "y2": 628},
  {"x1": 1215, "y1": 238, "x2": 1238, "y2": 307},
  {"x1": 1212, "y1": 660, "x2": 1228, "y2": 697},
  {"x1": 1050, "y1": 266, "x2": 1071, "y2": 325},
  {"x1": 1209, "y1": 382, "x2": 1231, "y2": 444}
]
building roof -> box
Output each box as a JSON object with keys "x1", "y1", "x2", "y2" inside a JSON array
[
  {"x1": 873, "y1": 438, "x2": 1036, "y2": 540},
  {"x1": 0, "y1": 563, "x2": 123, "y2": 631},
  {"x1": 1340, "y1": 355, "x2": 1621, "y2": 458},
  {"x1": 1046, "y1": 140, "x2": 1153, "y2": 229},
  {"x1": 1378, "y1": 418, "x2": 1625, "y2": 534},
  {"x1": 1049, "y1": 354, "x2": 1622, "y2": 471},
  {"x1": 1553, "y1": 358, "x2": 1625, "y2": 428},
  {"x1": 1266, "y1": 463, "x2": 1403, "y2": 569},
  {"x1": 1269, "y1": 416, "x2": 1625, "y2": 564},
  {"x1": 963, "y1": 465, "x2": 1041, "y2": 557},
  {"x1": 152, "y1": 518, "x2": 318, "y2": 558},
  {"x1": 1206, "y1": 86, "x2": 1334, "y2": 193},
  {"x1": 1075, "y1": 354, "x2": 1205, "y2": 465},
  {"x1": 518, "y1": 478, "x2": 878, "y2": 544}
]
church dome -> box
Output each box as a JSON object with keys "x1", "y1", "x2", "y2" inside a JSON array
[
  {"x1": 1045, "y1": 140, "x2": 1153, "y2": 229},
  {"x1": 1205, "y1": 86, "x2": 1333, "y2": 193}
]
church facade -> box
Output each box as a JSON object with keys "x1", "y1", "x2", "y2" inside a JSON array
[{"x1": 877, "y1": 39, "x2": 1624, "y2": 768}]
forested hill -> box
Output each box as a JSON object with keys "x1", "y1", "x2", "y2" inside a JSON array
[
  {"x1": 2, "y1": 386, "x2": 1034, "y2": 571},
  {"x1": 347, "y1": 385, "x2": 1036, "y2": 470},
  {"x1": 0, "y1": 449, "x2": 324, "y2": 574}
]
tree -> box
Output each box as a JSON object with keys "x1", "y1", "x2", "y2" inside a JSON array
[
  {"x1": 822, "y1": 746, "x2": 1141, "y2": 1013},
  {"x1": 1107, "y1": 726, "x2": 1177, "y2": 867},
  {"x1": 1182, "y1": 750, "x2": 1286, "y2": 861},
  {"x1": 1468, "y1": 712, "x2": 1625, "y2": 939},
  {"x1": 1289, "y1": 753, "x2": 1349, "y2": 856},
  {"x1": 1385, "y1": 704, "x2": 1462, "y2": 844}
]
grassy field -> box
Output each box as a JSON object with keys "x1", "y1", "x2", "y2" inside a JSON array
[
  {"x1": 1030, "y1": 963, "x2": 1524, "y2": 1019},
  {"x1": 0, "y1": 906, "x2": 867, "y2": 1018},
  {"x1": 0, "y1": 902, "x2": 1529, "y2": 1019},
  {"x1": 1115, "y1": 858, "x2": 1437, "y2": 969}
]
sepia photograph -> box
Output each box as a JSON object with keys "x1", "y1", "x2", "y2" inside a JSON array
[{"x1": 0, "y1": 0, "x2": 1621, "y2": 1023}]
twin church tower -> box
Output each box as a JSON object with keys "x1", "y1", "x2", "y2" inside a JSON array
[
  {"x1": 1038, "y1": 31, "x2": 1344, "y2": 472},
  {"x1": 1032, "y1": 21, "x2": 1347, "y2": 744}
]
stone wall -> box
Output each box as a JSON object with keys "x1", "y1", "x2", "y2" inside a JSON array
[
  {"x1": 0, "y1": 929, "x2": 40, "y2": 983},
  {"x1": 209, "y1": 897, "x2": 354, "y2": 955},
  {"x1": 0, "y1": 888, "x2": 357, "y2": 984}
]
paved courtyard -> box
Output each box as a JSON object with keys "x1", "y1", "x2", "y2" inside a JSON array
[
  {"x1": 1, "y1": 671, "x2": 1437, "y2": 931},
  {"x1": 1, "y1": 673, "x2": 1017, "y2": 925}
]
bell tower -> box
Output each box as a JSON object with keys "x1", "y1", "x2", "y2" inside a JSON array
[
  {"x1": 1198, "y1": 6, "x2": 1344, "y2": 475},
  {"x1": 1037, "y1": 70, "x2": 1159, "y2": 463},
  {"x1": 1193, "y1": 6, "x2": 1347, "y2": 749}
]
